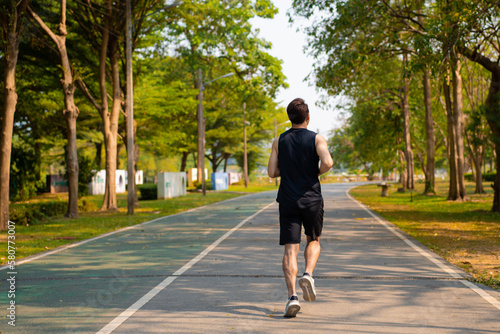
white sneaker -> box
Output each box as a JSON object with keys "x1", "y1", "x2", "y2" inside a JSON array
[
  {"x1": 283, "y1": 295, "x2": 300, "y2": 317},
  {"x1": 299, "y1": 274, "x2": 316, "y2": 302}
]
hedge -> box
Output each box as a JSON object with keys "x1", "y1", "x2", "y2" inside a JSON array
[
  {"x1": 464, "y1": 173, "x2": 497, "y2": 182},
  {"x1": 194, "y1": 181, "x2": 212, "y2": 190},
  {"x1": 137, "y1": 183, "x2": 157, "y2": 200},
  {"x1": 9, "y1": 199, "x2": 98, "y2": 226}
]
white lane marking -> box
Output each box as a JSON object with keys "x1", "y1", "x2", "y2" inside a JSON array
[
  {"x1": 95, "y1": 201, "x2": 276, "y2": 334},
  {"x1": 0, "y1": 193, "x2": 260, "y2": 271},
  {"x1": 460, "y1": 279, "x2": 500, "y2": 311},
  {"x1": 345, "y1": 189, "x2": 462, "y2": 278},
  {"x1": 346, "y1": 186, "x2": 500, "y2": 311}
]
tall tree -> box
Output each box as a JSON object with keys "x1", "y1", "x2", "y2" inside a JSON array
[
  {"x1": 27, "y1": 0, "x2": 80, "y2": 217},
  {"x1": 72, "y1": 0, "x2": 176, "y2": 210},
  {"x1": 165, "y1": 0, "x2": 286, "y2": 180},
  {"x1": 458, "y1": 0, "x2": 500, "y2": 210},
  {"x1": 463, "y1": 60, "x2": 490, "y2": 194},
  {"x1": 291, "y1": 0, "x2": 416, "y2": 189},
  {"x1": 134, "y1": 55, "x2": 198, "y2": 170},
  {"x1": 0, "y1": 0, "x2": 32, "y2": 230},
  {"x1": 436, "y1": 0, "x2": 469, "y2": 201}
]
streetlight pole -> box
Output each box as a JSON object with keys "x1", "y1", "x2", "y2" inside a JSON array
[{"x1": 196, "y1": 71, "x2": 234, "y2": 195}]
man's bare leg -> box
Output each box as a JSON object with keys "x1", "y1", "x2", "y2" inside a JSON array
[
  {"x1": 283, "y1": 243, "x2": 300, "y2": 297},
  {"x1": 299, "y1": 236, "x2": 320, "y2": 302},
  {"x1": 304, "y1": 236, "x2": 321, "y2": 275}
]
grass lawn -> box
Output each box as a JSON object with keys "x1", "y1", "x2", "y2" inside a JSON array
[
  {"x1": 0, "y1": 190, "x2": 248, "y2": 265},
  {"x1": 350, "y1": 180, "x2": 500, "y2": 290}
]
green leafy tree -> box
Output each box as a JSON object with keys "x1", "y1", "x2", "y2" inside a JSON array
[
  {"x1": 0, "y1": 0, "x2": 32, "y2": 230},
  {"x1": 27, "y1": 0, "x2": 82, "y2": 217},
  {"x1": 134, "y1": 55, "x2": 198, "y2": 171},
  {"x1": 150, "y1": 0, "x2": 287, "y2": 176},
  {"x1": 455, "y1": 0, "x2": 500, "y2": 210},
  {"x1": 290, "y1": 0, "x2": 418, "y2": 189}
]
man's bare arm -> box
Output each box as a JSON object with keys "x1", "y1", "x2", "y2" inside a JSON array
[
  {"x1": 316, "y1": 134, "x2": 333, "y2": 175},
  {"x1": 268, "y1": 138, "x2": 280, "y2": 178}
]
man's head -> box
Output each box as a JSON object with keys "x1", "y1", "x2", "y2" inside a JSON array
[{"x1": 287, "y1": 98, "x2": 309, "y2": 124}]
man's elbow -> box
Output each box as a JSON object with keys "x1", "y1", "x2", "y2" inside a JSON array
[
  {"x1": 320, "y1": 159, "x2": 333, "y2": 174},
  {"x1": 267, "y1": 167, "x2": 276, "y2": 178},
  {"x1": 326, "y1": 159, "x2": 333, "y2": 170},
  {"x1": 268, "y1": 167, "x2": 280, "y2": 178}
]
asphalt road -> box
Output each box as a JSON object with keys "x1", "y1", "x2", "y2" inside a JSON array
[{"x1": 1, "y1": 183, "x2": 499, "y2": 333}]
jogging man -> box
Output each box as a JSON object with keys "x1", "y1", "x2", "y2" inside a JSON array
[{"x1": 267, "y1": 98, "x2": 333, "y2": 317}]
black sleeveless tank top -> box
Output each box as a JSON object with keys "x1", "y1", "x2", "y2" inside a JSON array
[{"x1": 276, "y1": 128, "x2": 322, "y2": 208}]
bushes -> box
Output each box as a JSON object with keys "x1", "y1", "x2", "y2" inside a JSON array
[
  {"x1": 10, "y1": 137, "x2": 43, "y2": 201},
  {"x1": 465, "y1": 173, "x2": 497, "y2": 182},
  {"x1": 10, "y1": 201, "x2": 67, "y2": 225},
  {"x1": 194, "y1": 181, "x2": 212, "y2": 190},
  {"x1": 137, "y1": 183, "x2": 157, "y2": 200},
  {"x1": 76, "y1": 154, "x2": 97, "y2": 196},
  {"x1": 9, "y1": 198, "x2": 98, "y2": 225}
]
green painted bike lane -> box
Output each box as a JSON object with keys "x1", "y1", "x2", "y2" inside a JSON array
[{"x1": 0, "y1": 191, "x2": 276, "y2": 334}]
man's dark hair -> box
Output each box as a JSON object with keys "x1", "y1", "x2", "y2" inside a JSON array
[{"x1": 287, "y1": 98, "x2": 309, "y2": 124}]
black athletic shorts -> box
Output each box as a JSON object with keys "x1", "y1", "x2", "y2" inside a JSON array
[{"x1": 279, "y1": 200, "x2": 324, "y2": 245}]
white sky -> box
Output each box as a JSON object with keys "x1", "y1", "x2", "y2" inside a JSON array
[{"x1": 251, "y1": 0, "x2": 341, "y2": 137}]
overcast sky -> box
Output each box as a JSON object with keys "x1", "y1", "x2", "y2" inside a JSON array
[{"x1": 251, "y1": 0, "x2": 341, "y2": 137}]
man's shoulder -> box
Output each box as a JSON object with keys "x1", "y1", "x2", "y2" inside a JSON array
[{"x1": 315, "y1": 133, "x2": 326, "y2": 144}]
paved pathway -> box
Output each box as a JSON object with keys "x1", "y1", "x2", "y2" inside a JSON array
[{"x1": 1, "y1": 183, "x2": 500, "y2": 333}]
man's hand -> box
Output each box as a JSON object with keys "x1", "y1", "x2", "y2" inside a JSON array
[
  {"x1": 316, "y1": 134, "x2": 333, "y2": 176},
  {"x1": 268, "y1": 138, "x2": 280, "y2": 178}
]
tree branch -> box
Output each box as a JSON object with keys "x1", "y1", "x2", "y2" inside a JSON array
[
  {"x1": 75, "y1": 79, "x2": 103, "y2": 113},
  {"x1": 459, "y1": 45, "x2": 499, "y2": 73},
  {"x1": 381, "y1": 0, "x2": 427, "y2": 35},
  {"x1": 26, "y1": 6, "x2": 61, "y2": 47}
]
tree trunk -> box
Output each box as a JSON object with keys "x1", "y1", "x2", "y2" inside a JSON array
[
  {"x1": 493, "y1": 143, "x2": 500, "y2": 211},
  {"x1": 452, "y1": 56, "x2": 468, "y2": 201},
  {"x1": 59, "y1": 37, "x2": 79, "y2": 218},
  {"x1": 0, "y1": 0, "x2": 30, "y2": 231},
  {"x1": 192, "y1": 152, "x2": 197, "y2": 168},
  {"x1": 473, "y1": 153, "x2": 484, "y2": 194},
  {"x1": 180, "y1": 151, "x2": 189, "y2": 172},
  {"x1": 398, "y1": 149, "x2": 407, "y2": 190},
  {"x1": 423, "y1": 69, "x2": 435, "y2": 194},
  {"x1": 134, "y1": 142, "x2": 139, "y2": 206},
  {"x1": 443, "y1": 77, "x2": 459, "y2": 200},
  {"x1": 401, "y1": 53, "x2": 414, "y2": 190},
  {"x1": 99, "y1": 1, "x2": 116, "y2": 211},
  {"x1": 28, "y1": 4, "x2": 79, "y2": 218},
  {"x1": 34, "y1": 130, "x2": 42, "y2": 183},
  {"x1": 485, "y1": 71, "x2": 500, "y2": 211},
  {"x1": 116, "y1": 143, "x2": 122, "y2": 169},
  {"x1": 95, "y1": 142, "x2": 102, "y2": 169},
  {"x1": 29, "y1": 2, "x2": 81, "y2": 217},
  {"x1": 466, "y1": 133, "x2": 485, "y2": 194},
  {"x1": 210, "y1": 149, "x2": 225, "y2": 173},
  {"x1": 101, "y1": 38, "x2": 122, "y2": 211},
  {"x1": 443, "y1": 56, "x2": 469, "y2": 202},
  {"x1": 223, "y1": 153, "x2": 229, "y2": 172},
  {"x1": 0, "y1": 31, "x2": 20, "y2": 230}
]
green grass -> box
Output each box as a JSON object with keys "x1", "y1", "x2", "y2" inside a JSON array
[
  {"x1": 350, "y1": 180, "x2": 500, "y2": 290},
  {"x1": 0, "y1": 191, "x2": 244, "y2": 265}
]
